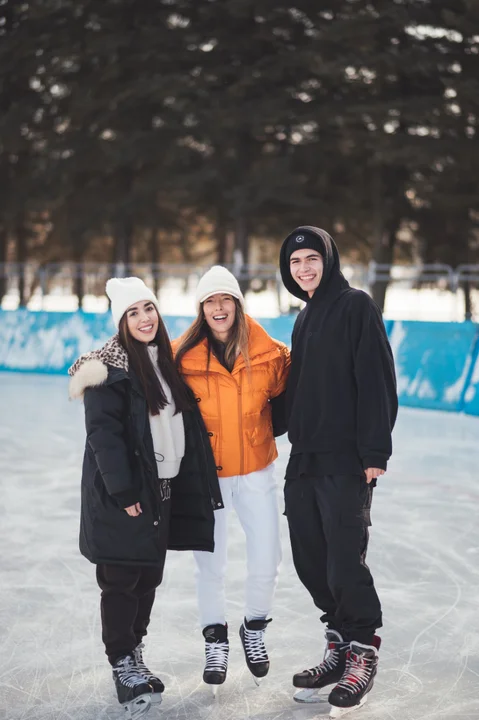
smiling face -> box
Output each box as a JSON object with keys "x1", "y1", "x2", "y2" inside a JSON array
[
  {"x1": 202, "y1": 293, "x2": 237, "y2": 341},
  {"x1": 289, "y1": 248, "x2": 324, "y2": 297},
  {"x1": 125, "y1": 300, "x2": 159, "y2": 343}
]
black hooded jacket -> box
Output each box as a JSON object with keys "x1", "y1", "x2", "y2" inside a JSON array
[{"x1": 280, "y1": 226, "x2": 398, "y2": 477}]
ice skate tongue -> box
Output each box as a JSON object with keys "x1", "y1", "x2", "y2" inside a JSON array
[{"x1": 350, "y1": 635, "x2": 381, "y2": 654}]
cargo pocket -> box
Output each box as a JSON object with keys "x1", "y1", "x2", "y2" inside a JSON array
[{"x1": 340, "y1": 477, "x2": 372, "y2": 528}]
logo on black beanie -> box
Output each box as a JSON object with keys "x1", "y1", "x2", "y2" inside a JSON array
[{"x1": 295, "y1": 235, "x2": 304, "y2": 243}]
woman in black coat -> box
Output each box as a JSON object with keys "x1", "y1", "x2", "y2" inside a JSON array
[{"x1": 69, "y1": 277, "x2": 222, "y2": 720}]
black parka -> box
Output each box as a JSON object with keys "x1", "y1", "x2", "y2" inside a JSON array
[{"x1": 71, "y1": 347, "x2": 223, "y2": 567}]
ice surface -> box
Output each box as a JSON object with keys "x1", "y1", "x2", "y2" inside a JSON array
[{"x1": 1, "y1": 373, "x2": 479, "y2": 720}]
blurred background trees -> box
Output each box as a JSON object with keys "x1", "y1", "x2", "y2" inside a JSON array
[{"x1": 1, "y1": 0, "x2": 479, "y2": 308}]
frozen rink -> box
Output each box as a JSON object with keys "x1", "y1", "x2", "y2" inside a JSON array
[{"x1": 1, "y1": 373, "x2": 479, "y2": 720}]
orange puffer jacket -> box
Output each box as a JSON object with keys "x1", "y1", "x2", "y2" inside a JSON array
[{"x1": 173, "y1": 316, "x2": 290, "y2": 478}]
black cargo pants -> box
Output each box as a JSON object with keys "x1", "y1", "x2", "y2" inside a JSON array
[{"x1": 284, "y1": 474, "x2": 382, "y2": 645}]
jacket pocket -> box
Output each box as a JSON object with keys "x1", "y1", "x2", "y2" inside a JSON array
[{"x1": 246, "y1": 420, "x2": 273, "y2": 447}]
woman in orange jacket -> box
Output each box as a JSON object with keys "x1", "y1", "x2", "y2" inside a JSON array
[{"x1": 174, "y1": 265, "x2": 290, "y2": 691}]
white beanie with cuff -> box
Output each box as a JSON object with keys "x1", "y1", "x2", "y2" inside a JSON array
[
  {"x1": 106, "y1": 277, "x2": 160, "y2": 329},
  {"x1": 195, "y1": 265, "x2": 245, "y2": 312}
]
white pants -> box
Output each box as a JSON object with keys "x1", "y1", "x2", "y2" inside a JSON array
[{"x1": 194, "y1": 464, "x2": 282, "y2": 627}]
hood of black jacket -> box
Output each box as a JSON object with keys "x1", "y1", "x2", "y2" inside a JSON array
[{"x1": 279, "y1": 226, "x2": 349, "y2": 303}]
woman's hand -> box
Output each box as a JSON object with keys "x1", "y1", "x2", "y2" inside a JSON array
[{"x1": 125, "y1": 502, "x2": 142, "y2": 517}]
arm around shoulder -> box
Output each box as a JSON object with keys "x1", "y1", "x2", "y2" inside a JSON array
[{"x1": 271, "y1": 342, "x2": 291, "y2": 399}]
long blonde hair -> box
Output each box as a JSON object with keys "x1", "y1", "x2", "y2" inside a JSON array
[{"x1": 175, "y1": 298, "x2": 250, "y2": 373}]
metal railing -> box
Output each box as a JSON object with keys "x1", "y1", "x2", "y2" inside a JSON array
[{"x1": 1, "y1": 261, "x2": 478, "y2": 319}]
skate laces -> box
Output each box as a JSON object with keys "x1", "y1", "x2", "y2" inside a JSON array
[
  {"x1": 205, "y1": 641, "x2": 229, "y2": 672},
  {"x1": 307, "y1": 642, "x2": 342, "y2": 676},
  {"x1": 114, "y1": 655, "x2": 149, "y2": 688},
  {"x1": 133, "y1": 643, "x2": 158, "y2": 681},
  {"x1": 336, "y1": 649, "x2": 375, "y2": 693},
  {"x1": 242, "y1": 626, "x2": 268, "y2": 663}
]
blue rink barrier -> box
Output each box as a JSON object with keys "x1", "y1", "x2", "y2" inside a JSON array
[{"x1": 1, "y1": 309, "x2": 479, "y2": 417}]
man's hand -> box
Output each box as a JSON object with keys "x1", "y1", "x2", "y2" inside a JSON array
[
  {"x1": 125, "y1": 502, "x2": 142, "y2": 517},
  {"x1": 364, "y1": 468, "x2": 385, "y2": 484}
]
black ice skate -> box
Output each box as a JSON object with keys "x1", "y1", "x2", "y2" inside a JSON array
[
  {"x1": 239, "y1": 617, "x2": 272, "y2": 685},
  {"x1": 133, "y1": 642, "x2": 164, "y2": 702},
  {"x1": 112, "y1": 654, "x2": 153, "y2": 719},
  {"x1": 202, "y1": 623, "x2": 229, "y2": 695},
  {"x1": 293, "y1": 629, "x2": 348, "y2": 704},
  {"x1": 327, "y1": 636, "x2": 381, "y2": 718}
]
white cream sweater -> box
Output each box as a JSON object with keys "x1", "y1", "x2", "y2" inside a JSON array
[{"x1": 147, "y1": 345, "x2": 185, "y2": 479}]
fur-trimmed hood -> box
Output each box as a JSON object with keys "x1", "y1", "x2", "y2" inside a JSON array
[{"x1": 68, "y1": 335, "x2": 129, "y2": 400}]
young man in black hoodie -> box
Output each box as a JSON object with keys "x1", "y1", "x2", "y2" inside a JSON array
[{"x1": 279, "y1": 226, "x2": 398, "y2": 716}]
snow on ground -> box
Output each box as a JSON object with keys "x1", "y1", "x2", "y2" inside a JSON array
[{"x1": 1, "y1": 373, "x2": 479, "y2": 720}]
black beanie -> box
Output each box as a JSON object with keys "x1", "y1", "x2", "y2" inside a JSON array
[{"x1": 284, "y1": 231, "x2": 325, "y2": 263}]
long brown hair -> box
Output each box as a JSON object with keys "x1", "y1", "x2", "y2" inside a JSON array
[
  {"x1": 119, "y1": 308, "x2": 193, "y2": 416},
  {"x1": 175, "y1": 297, "x2": 250, "y2": 373}
]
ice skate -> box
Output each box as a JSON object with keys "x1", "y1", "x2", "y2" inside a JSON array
[
  {"x1": 202, "y1": 623, "x2": 229, "y2": 694},
  {"x1": 112, "y1": 654, "x2": 153, "y2": 719},
  {"x1": 133, "y1": 642, "x2": 164, "y2": 703},
  {"x1": 239, "y1": 617, "x2": 272, "y2": 685},
  {"x1": 293, "y1": 629, "x2": 348, "y2": 704},
  {"x1": 327, "y1": 636, "x2": 381, "y2": 717}
]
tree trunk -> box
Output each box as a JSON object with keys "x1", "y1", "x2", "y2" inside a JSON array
[
  {"x1": 463, "y1": 279, "x2": 473, "y2": 321},
  {"x1": 113, "y1": 216, "x2": 133, "y2": 275},
  {"x1": 234, "y1": 211, "x2": 250, "y2": 294},
  {"x1": 369, "y1": 164, "x2": 401, "y2": 312},
  {"x1": 16, "y1": 214, "x2": 28, "y2": 308},
  {"x1": 0, "y1": 223, "x2": 7, "y2": 303},
  {"x1": 216, "y1": 206, "x2": 231, "y2": 264},
  {"x1": 67, "y1": 219, "x2": 87, "y2": 309},
  {"x1": 370, "y1": 225, "x2": 397, "y2": 312},
  {"x1": 149, "y1": 227, "x2": 160, "y2": 295}
]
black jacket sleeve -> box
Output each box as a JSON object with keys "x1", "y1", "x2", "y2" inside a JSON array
[
  {"x1": 270, "y1": 391, "x2": 287, "y2": 437},
  {"x1": 84, "y1": 382, "x2": 139, "y2": 507},
  {"x1": 351, "y1": 294, "x2": 398, "y2": 471}
]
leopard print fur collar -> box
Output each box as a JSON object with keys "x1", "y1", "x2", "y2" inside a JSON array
[{"x1": 68, "y1": 334, "x2": 129, "y2": 399}]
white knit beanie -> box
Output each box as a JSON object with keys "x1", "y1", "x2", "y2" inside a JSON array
[
  {"x1": 106, "y1": 277, "x2": 160, "y2": 329},
  {"x1": 195, "y1": 265, "x2": 245, "y2": 312}
]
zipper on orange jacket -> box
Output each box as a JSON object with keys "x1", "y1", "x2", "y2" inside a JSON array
[
  {"x1": 238, "y1": 372, "x2": 244, "y2": 476},
  {"x1": 215, "y1": 374, "x2": 222, "y2": 469}
]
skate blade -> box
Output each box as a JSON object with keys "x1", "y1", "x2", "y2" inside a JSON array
[
  {"x1": 293, "y1": 688, "x2": 327, "y2": 704},
  {"x1": 122, "y1": 693, "x2": 152, "y2": 719},
  {"x1": 253, "y1": 676, "x2": 262, "y2": 687},
  {"x1": 210, "y1": 684, "x2": 220, "y2": 698},
  {"x1": 150, "y1": 692, "x2": 163, "y2": 704},
  {"x1": 329, "y1": 693, "x2": 368, "y2": 718}
]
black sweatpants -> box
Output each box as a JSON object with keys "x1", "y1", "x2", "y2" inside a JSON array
[
  {"x1": 284, "y1": 474, "x2": 382, "y2": 645},
  {"x1": 97, "y1": 482, "x2": 171, "y2": 665},
  {"x1": 96, "y1": 563, "x2": 165, "y2": 665}
]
